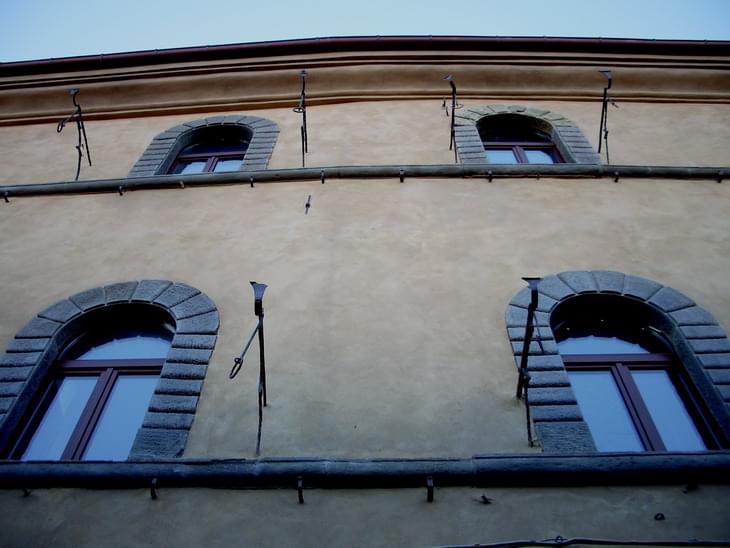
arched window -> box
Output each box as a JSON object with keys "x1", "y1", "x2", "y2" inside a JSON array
[
  {"x1": 453, "y1": 105, "x2": 600, "y2": 165},
  {"x1": 169, "y1": 125, "x2": 250, "y2": 175},
  {"x1": 478, "y1": 113, "x2": 563, "y2": 164},
  {"x1": 13, "y1": 310, "x2": 173, "y2": 461},
  {"x1": 128, "y1": 115, "x2": 280, "y2": 178},
  {"x1": 553, "y1": 294, "x2": 712, "y2": 452},
  {"x1": 505, "y1": 271, "x2": 730, "y2": 453},
  {"x1": 0, "y1": 280, "x2": 219, "y2": 460}
]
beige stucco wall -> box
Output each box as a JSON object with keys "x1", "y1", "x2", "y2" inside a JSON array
[
  {"x1": 0, "y1": 176, "x2": 728, "y2": 458},
  {"x1": 0, "y1": 99, "x2": 729, "y2": 185},
  {"x1": 0, "y1": 485, "x2": 728, "y2": 547}
]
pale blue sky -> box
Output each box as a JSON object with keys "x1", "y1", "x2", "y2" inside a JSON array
[{"x1": 1, "y1": 0, "x2": 729, "y2": 62}]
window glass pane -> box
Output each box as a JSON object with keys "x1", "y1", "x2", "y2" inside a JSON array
[
  {"x1": 631, "y1": 370, "x2": 706, "y2": 451},
  {"x1": 82, "y1": 375, "x2": 159, "y2": 461},
  {"x1": 485, "y1": 149, "x2": 518, "y2": 164},
  {"x1": 73, "y1": 335, "x2": 171, "y2": 360},
  {"x1": 171, "y1": 160, "x2": 206, "y2": 175},
  {"x1": 524, "y1": 150, "x2": 555, "y2": 164},
  {"x1": 568, "y1": 371, "x2": 644, "y2": 451},
  {"x1": 213, "y1": 158, "x2": 242, "y2": 172},
  {"x1": 22, "y1": 377, "x2": 97, "y2": 460},
  {"x1": 558, "y1": 335, "x2": 651, "y2": 355}
]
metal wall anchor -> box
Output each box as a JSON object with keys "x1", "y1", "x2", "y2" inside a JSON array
[
  {"x1": 399, "y1": 169, "x2": 405, "y2": 183},
  {"x1": 56, "y1": 88, "x2": 92, "y2": 181},
  {"x1": 320, "y1": 169, "x2": 325, "y2": 184},
  {"x1": 297, "y1": 476, "x2": 305, "y2": 504},
  {"x1": 150, "y1": 478, "x2": 158, "y2": 500},
  {"x1": 305, "y1": 194, "x2": 311, "y2": 215},
  {"x1": 426, "y1": 476, "x2": 434, "y2": 502}
]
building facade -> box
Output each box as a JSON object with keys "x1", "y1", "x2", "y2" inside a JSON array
[{"x1": 0, "y1": 37, "x2": 729, "y2": 547}]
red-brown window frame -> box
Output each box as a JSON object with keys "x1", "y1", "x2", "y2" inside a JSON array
[
  {"x1": 563, "y1": 353, "x2": 719, "y2": 451},
  {"x1": 482, "y1": 141, "x2": 563, "y2": 164},
  {"x1": 169, "y1": 149, "x2": 247, "y2": 174},
  {"x1": 8, "y1": 358, "x2": 163, "y2": 460}
]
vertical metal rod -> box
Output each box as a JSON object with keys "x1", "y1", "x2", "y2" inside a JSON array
[
  {"x1": 294, "y1": 70, "x2": 308, "y2": 167},
  {"x1": 597, "y1": 70, "x2": 613, "y2": 164},
  {"x1": 57, "y1": 89, "x2": 92, "y2": 182},
  {"x1": 445, "y1": 75, "x2": 458, "y2": 163},
  {"x1": 516, "y1": 277, "x2": 541, "y2": 447},
  {"x1": 258, "y1": 316, "x2": 267, "y2": 407}
]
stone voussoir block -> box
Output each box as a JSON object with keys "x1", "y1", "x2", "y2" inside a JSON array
[
  {"x1": 0, "y1": 353, "x2": 42, "y2": 367},
  {"x1": 129, "y1": 428, "x2": 188, "y2": 459},
  {"x1": 39, "y1": 299, "x2": 82, "y2": 323},
  {"x1": 528, "y1": 371, "x2": 570, "y2": 387},
  {"x1": 155, "y1": 378, "x2": 204, "y2": 396},
  {"x1": 69, "y1": 287, "x2": 106, "y2": 311},
  {"x1": 132, "y1": 280, "x2": 173, "y2": 302},
  {"x1": 154, "y1": 283, "x2": 201, "y2": 308},
  {"x1": 172, "y1": 334, "x2": 217, "y2": 349},
  {"x1": 171, "y1": 293, "x2": 217, "y2": 320},
  {"x1": 149, "y1": 394, "x2": 198, "y2": 413},
  {"x1": 166, "y1": 347, "x2": 213, "y2": 365},
  {"x1": 649, "y1": 286, "x2": 695, "y2": 313},
  {"x1": 161, "y1": 363, "x2": 208, "y2": 380},
  {"x1": 143, "y1": 412, "x2": 195, "y2": 430},
  {"x1": 104, "y1": 282, "x2": 138, "y2": 304},
  {"x1": 531, "y1": 404, "x2": 582, "y2": 422}
]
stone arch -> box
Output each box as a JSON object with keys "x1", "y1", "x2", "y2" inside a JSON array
[
  {"x1": 0, "y1": 280, "x2": 219, "y2": 459},
  {"x1": 505, "y1": 270, "x2": 730, "y2": 452},
  {"x1": 454, "y1": 105, "x2": 600, "y2": 165},
  {"x1": 128, "y1": 114, "x2": 280, "y2": 177}
]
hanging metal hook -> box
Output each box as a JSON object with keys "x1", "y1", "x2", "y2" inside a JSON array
[{"x1": 516, "y1": 277, "x2": 542, "y2": 447}]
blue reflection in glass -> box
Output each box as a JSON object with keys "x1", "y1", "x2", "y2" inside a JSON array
[
  {"x1": 83, "y1": 375, "x2": 159, "y2": 461},
  {"x1": 22, "y1": 377, "x2": 97, "y2": 460},
  {"x1": 525, "y1": 150, "x2": 555, "y2": 164},
  {"x1": 72, "y1": 335, "x2": 171, "y2": 360},
  {"x1": 558, "y1": 335, "x2": 651, "y2": 355},
  {"x1": 632, "y1": 370, "x2": 706, "y2": 451},
  {"x1": 568, "y1": 371, "x2": 644, "y2": 451},
  {"x1": 485, "y1": 149, "x2": 518, "y2": 164}
]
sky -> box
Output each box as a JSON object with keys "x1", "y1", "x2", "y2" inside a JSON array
[{"x1": 1, "y1": 0, "x2": 729, "y2": 63}]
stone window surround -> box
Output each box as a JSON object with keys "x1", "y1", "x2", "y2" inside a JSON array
[
  {"x1": 0, "y1": 280, "x2": 219, "y2": 460},
  {"x1": 454, "y1": 105, "x2": 600, "y2": 165},
  {"x1": 128, "y1": 115, "x2": 280, "y2": 178},
  {"x1": 506, "y1": 270, "x2": 730, "y2": 452}
]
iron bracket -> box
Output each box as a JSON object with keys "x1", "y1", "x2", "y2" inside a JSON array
[
  {"x1": 56, "y1": 88, "x2": 92, "y2": 181},
  {"x1": 399, "y1": 169, "x2": 405, "y2": 183},
  {"x1": 293, "y1": 70, "x2": 308, "y2": 167},
  {"x1": 150, "y1": 477, "x2": 158, "y2": 500},
  {"x1": 3, "y1": 192, "x2": 9, "y2": 203},
  {"x1": 426, "y1": 476, "x2": 434, "y2": 502}
]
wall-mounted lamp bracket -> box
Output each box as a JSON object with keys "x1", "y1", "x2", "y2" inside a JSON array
[
  {"x1": 516, "y1": 276, "x2": 542, "y2": 447},
  {"x1": 230, "y1": 281, "x2": 269, "y2": 455},
  {"x1": 293, "y1": 70, "x2": 309, "y2": 167},
  {"x1": 597, "y1": 70, "x2": 618, "y2": 164},
  {"x1": 443, "y1": 75, "x2": 463, "y2": 163},
  {"x1": 56, "y1": 88, "x2": 92, "y2": 181}
]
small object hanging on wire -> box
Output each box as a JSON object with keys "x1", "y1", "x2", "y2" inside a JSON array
[
  {"x1": 57, "y1": 88, "x2": 92, "y2": 181},
  {"x1": 293, "y1": 70, "x2": 308, "y2": 168},
  {"x1": 597, "y1": 69, "x2": 619, "y2": 164},
  {"x1": 230, "y1": 281, "x2": 269, "y2": 455},
  {"x1": 516, "y1": 276, "x2": 542, "y2": 447},
  {"x1": 443, "y1": 75, "x2": 463, "y2": 163}
]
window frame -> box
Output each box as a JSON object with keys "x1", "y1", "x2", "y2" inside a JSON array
[
  {"x1": 10, "y1": 358, "x2": 163, "y2": 460},
  {"x1": 168, "y1": 133, "x2": 249, "y2": 175},
  {"x1": 563, "y1": 352, "x2": 718, "y2": 451},
  {"x1": 482, "y1": 141, "x2": 564, "y2": 164}
]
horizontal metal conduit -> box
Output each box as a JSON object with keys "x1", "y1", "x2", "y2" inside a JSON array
[
  {"x1": 1, "y1": 452, "x2": 729, "y2": 490},
  {"x1": 1, "y1": 164, "x2": 727, "y2": 198}
]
